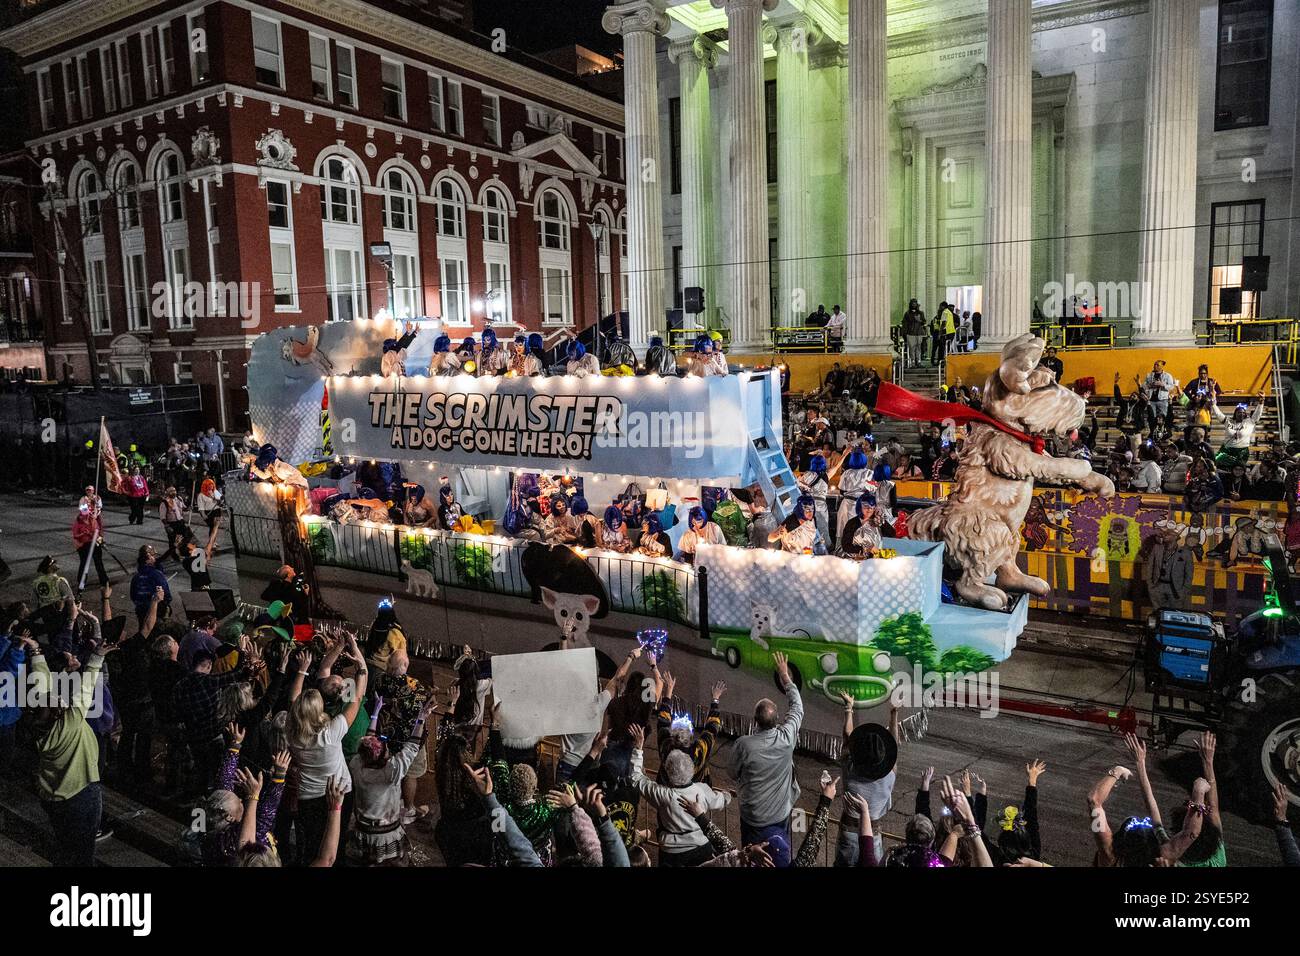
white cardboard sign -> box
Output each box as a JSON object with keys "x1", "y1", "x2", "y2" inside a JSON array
[{"x1": 491, "y1": 647, "x2": 603, "y2": 740}]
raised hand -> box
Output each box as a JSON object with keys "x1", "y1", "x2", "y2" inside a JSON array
[
  {"x1": 226, "y1": 722, "x2": 246, "y2": 748},
  {"x1": 235, "y1": 767, "x2": 263, "y2": 801},
  {"x1": 272, "y1": 750, "x2": 292, "y2": 777},
  {"x1": 628, "y1": 723, "x2": 645, "y2": 751},
  {"x1": 545, "y1": 785, "x2": 578, "y2": 810},
  {"x1": 772, "y1": 651, "x2": 791, "y2": 687},
  {"x1": 1026, "y1": 759, "x2": 1047, "y2": 786},
  {"x1": 821, "y1": 774, "x2": 840, "y2": 800},
  {"x1": 462, "y1": 762, "x2": 492, "y2": 797},
  {"x1": 920, "y1": 766, "x2": 935, "y2": 791},
  {"x1": 1124, "y1": 733, "x2": 1147, "y2": 772},
  {"x1": 1195, "y1": 731, "x2": 1216, "y2": 772},
  {"x1": 1272, "y1": 781, "x2": 1292, "y2": 823},
  {"x1": 710, "y1": 680, "x2": 727, "y2": 702}
]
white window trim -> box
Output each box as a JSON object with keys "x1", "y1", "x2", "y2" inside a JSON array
[
  {"x1": 140, "y1": 30, "x2": 158, "y2": 100},
  {"x1": 187, "y1": 12, "x2": 209, "y2": 84},
  {"x1": 540, "y1": 259, "x2": 573, "y2": 327},
  {"x1": 99, "y1": 47, "x2": 117, "y2": 113},
  {"x1": 335, "y1": 41, "x2": 356, "y2": 108},
  {"x1": 37, "y1": 67, "x2": 54, "y2": 130},
  {"x1": 123, "y1": 249, "x2": 150, "y2": 331},
  {"x1": 157, "y1": 23, "x2": 175, "y2": 95},
  {"x1": 63, "y1": 60, "x2": 79, "y2": 124},
  {"x1": 484, "y1": 253, "x2": 511, "y2": 324},
  {"x1": 251, "y1": 14, "x2": 285, "y2": 89},
  {"x1": 86, "y1": 253, "x2": 111, "y2": 334},
  {"x1": 114, "y1": 39, "x2": 132, "y2": 108},
  {"x1": 75, "y1": 54, "x2": 92, "y2": 120},
  {"x1": 482, "y1": 91, "x2": 501, "y2": 147},
  {"x1": 381, "y1": 57, "x2": 406, "y2": 121},
  {"x1": 427, "y1": 71, "x2": 444, "y2": 132},
  {"x1": 309, "y1": 32, "x2": 332, "y2": 102},
  {"x1": 266, "y1": 178, "x2": 299, "y2": 312},
  {"x1": 447, "y1": 79, "x2": 463, "y2": 136},
  {"x1": 439, "y1": 252, "x2": 468, "y2": 325}
]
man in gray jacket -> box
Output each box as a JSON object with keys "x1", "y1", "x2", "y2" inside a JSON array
[{"x1": 730, "y1": 651, "x2": 803, "y2": 865}]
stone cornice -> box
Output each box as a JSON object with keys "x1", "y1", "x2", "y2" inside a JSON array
[
  {"x1": 887, "y1": 0, "x2": 1148, "y2": 59},
  {"x1": 0, "y1": 0, "x2": 624, "y2": 127}
]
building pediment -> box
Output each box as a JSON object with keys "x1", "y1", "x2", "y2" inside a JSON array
[{"x1": 511, "y1": 132, "x2": 601, "y2": 179}]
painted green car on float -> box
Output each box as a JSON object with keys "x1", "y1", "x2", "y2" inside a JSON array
[{"x1": 709, "y1": 629, "x2": 897, "y2": 708}]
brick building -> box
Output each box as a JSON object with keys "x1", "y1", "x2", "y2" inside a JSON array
[{"x1": 0, "y1": 0, "x2": 627, "y2": 430}]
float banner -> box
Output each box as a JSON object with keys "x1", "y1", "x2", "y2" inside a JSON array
[{"x1": 325, "y1": 373, "x2": 751, "y2": 479}]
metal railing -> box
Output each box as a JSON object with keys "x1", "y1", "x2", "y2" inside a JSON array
[{"x1": 235, "y1": 510, "x2": 698, "y2": 626}]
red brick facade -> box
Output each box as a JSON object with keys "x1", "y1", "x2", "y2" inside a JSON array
[{"x1": 3, "y1": 0, "x2": 626, "y2": 430}]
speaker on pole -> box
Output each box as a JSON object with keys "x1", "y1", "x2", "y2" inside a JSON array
[
  {"x1": 1241, "y1": 256, "x2": 1270, "y2": 292},
  {"x1": 1218, "y1": 287, "x2": 1243, "y2": 316},
  {"x1": 683, "y1": 286, "x2": 705, "y2": 315}
]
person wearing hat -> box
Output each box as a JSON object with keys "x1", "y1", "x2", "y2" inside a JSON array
[
  {"x1": 603, "y1": 328, "x2": 637, "y2": 371},
  {"x1": 72, "y1": 501, "x2": 110, "y2": 591},
  {"x1": 436, "y1": 483, "x2": 464, "y2": 532},
  {"x1": 569, "y1": 496, "x2": 601, "y2": 548},
  {"x1": 636, "y1": 512, "x2": 673, "y2": 557},
  {"x1": 685, "y1": 334, "x2": 723, "y2": 377},
  {"x1": 427, "y1": 333, "x2": 463, "y2": 376},
  {"x1": 564, "y1": 339, "x2": 601, "y2": 378},
  {"x1": 598, "y1": 504, "x2": 633, "y2": 553},
  {"x1": 33, "y1": 555, "x2": 73, "y2": 611},
  {"x1": 526, "y1": 333, "x2": 549, "y2": 375},
  {"x1": 129, "y1": 545, "x2": 171, "y2": 625},
  {"x1": 249, "y1": 443, "x2": 308, "y2": 489},
  {"x1": 177, "y1": 614, "x2": 220, "y2": 671},
  {"x1": 543, "y1": 494, "x2": 578, "y2": 545},
  {"x1": 835, "y1": 693, "x2": 902, "y2": 865},
  {"x1": 730, "y1": 651, "x2": 803, "y2": 866},
  {"x1": 643, "y1": 334, "x2": 678, "y2": 376},
  {"x1": 798, "y1": 455, "x2": 831, "y2": 546},
  {"x1": 381, "y1": 321, "x2": 418, "y2": 377},
  {"x1": 506, "y1": 333, "x2": 540, "y2": 377},
  {"x1": 674, "y1": 505, "x2": 725, "y2": 564},
  {"x1": 835, "y1": 446, "x2": 874, "y2": 532},
  {"x1": 838, "y1": 492, "x2": 885, "y2": 558},
  {"x1": 769, "y1": 495, "x2": 824, "y2": 555},
  {"x1": 78, "y1": 485, "x2": 103, "y2": 518},
  {"x1": 473, "y1": 327, "x2": 503, "y2": 376}
]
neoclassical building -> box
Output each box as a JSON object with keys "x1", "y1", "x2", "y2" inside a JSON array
[
  {"x1": 1, "y1": 0, "x2": 625, "y2": 428},
  {"x1": 604, "y1": 0, "x2": 1299, "y2": 353}
]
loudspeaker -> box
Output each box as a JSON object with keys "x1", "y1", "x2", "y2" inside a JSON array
[
  {"x1": 666, "y1": 309, "x2": 684, "y2": 332},
  {"x1": 683, "y1": 286, "x2": 705, "y2": 314},
  {"x1": 179, "y1": 587, "x2": 237, "y2": 621},
  {"x1": 598, "y1": 311, "x2": 629, "y2": 340},
  {"x1": 1219, "y1": 287, "x2": 1242, "y2": 315},
  {"x1": 1241, "y1": 255, "x2": 1270, "y2": 292}
]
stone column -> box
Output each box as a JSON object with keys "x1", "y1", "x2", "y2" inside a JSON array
[
  {"x1": 981, "y1": 0, "x2": 1033, "y2": 346},
  {"x1": 846, "y1": 0, "x2": 892, "y2": 350},
  {"x1": 603, "y1": 0, "x2": 670, "y2": 349},
  {"x1": 713, "y1": 0, "x2": 777, "y2": 351},
  {"x1": 771, "y1": 16, "x2": 818, "y2": 332},
  {"x1": 1133, "y1": 0, "x2": 1198, "y2": 347},
  {"x1": 668, "y1": 35, "x2": 719, "y2": 323}
]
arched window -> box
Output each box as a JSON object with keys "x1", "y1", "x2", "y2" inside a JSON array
[
  {"x1": 537, "y1": 187, "x2": 570, "y2": 251},
  {"x1": 594, "y1": 207, "x2": 613, "y2": 317},
  {"x1": 318, "y1": 154, "x2": 366, "y2": 321},
  {"x1": 436, "y1": 178, "x2": 465, "y2": 238},
  {"x1": 319, "y1": 155, "x2": 360, "y2": 225},
  {"x1": 482, "y1": 186, "x2": 508, "y2": 243},
  {"x1": 77, "y1": 170, "x2": 102, "y2": 235},
  {"x1": 381, "y1": 167, "x2": 420, "y2": 318},
  {"x1": 537, "y1": 187, "x2": 573, "y2": 326},
  {"x1": 156, "y1": 151, "x2": 185, "y2": 223},
  {"x1": 115, "y1": 162, "x2": 140, "y2": 231},
  {"x1": 382, "y1": 168, "x2": 416, "y2": 232},
  {"x1": 481, "y1": 186, "x2": 511, "y2": 324},
  {"x1": 154, "y1": 150, "x2": 191, "y2": 329}
]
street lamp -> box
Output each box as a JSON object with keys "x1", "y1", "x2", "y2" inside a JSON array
[
  {"x1": 587, "y1": 220, "x2": 606, "y2": 322},
  {"x1": 368, "y1": 241, "x2": 395, "y2": 319}
]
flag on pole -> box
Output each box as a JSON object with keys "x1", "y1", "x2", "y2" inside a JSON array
[{"x1": 98, "y1": 420, "x2": 126, "y2": 494}]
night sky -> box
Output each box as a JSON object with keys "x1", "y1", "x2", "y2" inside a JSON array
[{"x1": 474, "y1": 0, "x2": 621, "y2": 57}]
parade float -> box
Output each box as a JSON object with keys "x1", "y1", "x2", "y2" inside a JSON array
[{"x1": 229, "y1": 320, "x2": 1115, "y2": 713}]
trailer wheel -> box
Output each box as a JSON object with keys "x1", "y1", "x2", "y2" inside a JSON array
[
  {"x1": 724, "y1": 646, "x2": 741, "y2": 668},
  {"x1": 1233, "y1": 689, "x2": 1300, "y2": 817}
]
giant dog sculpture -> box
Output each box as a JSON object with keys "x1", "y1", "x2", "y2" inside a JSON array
[{"x1": 909, "y1": 334, "x2": 1115, "y2": 609}]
